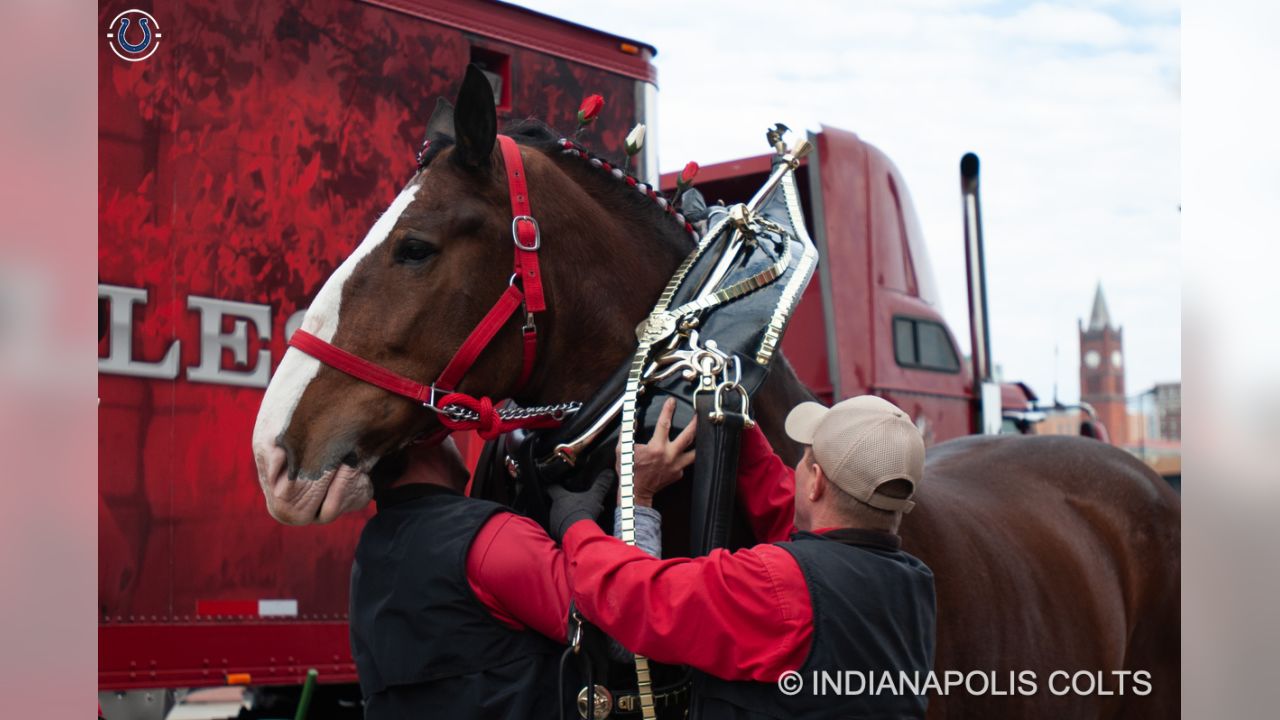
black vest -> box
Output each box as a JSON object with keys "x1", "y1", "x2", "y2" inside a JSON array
[
  {"x1": 350, "y1": 485, "x2": 565, "y2": 720},
  {"x1": 692, "y1": 530, "x2": 936, "y2": 720}
]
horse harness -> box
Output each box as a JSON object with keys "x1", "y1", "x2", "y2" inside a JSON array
[{"x1": 289, "y1": 129, "x2": 819, "y2": 719}]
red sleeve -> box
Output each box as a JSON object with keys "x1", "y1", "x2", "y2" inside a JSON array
[
  {"x1": 562, "y1": 521, "x2": 812, "y2": 682},
  {"x1": 467, "y1": 511, "x2": 569, "y2": 643},
  {"x1": 738, "y1": 424, "x2": 798, "y2": 542}
]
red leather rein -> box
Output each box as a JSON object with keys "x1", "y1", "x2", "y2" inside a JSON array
[{"x1": 288, "y1": 135, "x2": 564, "y2": 440}]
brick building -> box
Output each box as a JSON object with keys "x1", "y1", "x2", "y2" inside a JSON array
[{"x1": 1079, "y1": 283, "x2": 1128, "y2": 446}]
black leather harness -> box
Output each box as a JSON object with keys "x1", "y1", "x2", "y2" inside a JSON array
[{"x1": 473, "y1": 148, "x2": 818, "y2": 718}]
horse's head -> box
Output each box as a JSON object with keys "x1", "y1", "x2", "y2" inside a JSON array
[{"x1": 253, "y1": 66, "x2": 691, "y2": 524}]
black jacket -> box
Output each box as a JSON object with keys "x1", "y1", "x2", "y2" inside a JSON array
[
  {"x1": 349, "y1": 485, "x2": 565, "y2": 719},
  {"x1": 692, "y1": 529, "x2": 936, "y2": 719}
]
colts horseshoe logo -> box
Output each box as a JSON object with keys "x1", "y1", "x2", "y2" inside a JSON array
[{"x1": 106, "y1": 9, "x2": 163, "y2": 62}]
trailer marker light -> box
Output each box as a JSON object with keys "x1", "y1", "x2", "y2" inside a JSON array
[
  {"x1": 619, "y1": 43, "x2": 640, "y2": 55},
  {"x1": 227, "y1": 673, "x2": 251, "y2": 685},
  {"x1": 259, "y1": 599, "x2": 299, "y2": 617}
]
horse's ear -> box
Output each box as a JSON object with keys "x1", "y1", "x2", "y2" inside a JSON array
[
  {"x1": 452, "y1": 64, "x2": 497, "y2": 168},
  {"x1": 425, "y1": 97, "x2": 454, "y2": 144}
]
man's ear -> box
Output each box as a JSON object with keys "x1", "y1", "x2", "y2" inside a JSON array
[
  {"x1": 452, "y1": 64, "x2": 497, "y2": 168},
  {"x1": 810, "y1": 464, "x2": 828, "y2": 503}
]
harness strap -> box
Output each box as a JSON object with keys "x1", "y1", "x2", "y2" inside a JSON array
[
  {"x1": 499, "y1": 135, "x2": 546, "y2": 312},
  {"x1": 518, "y1": 326, "x2": 538, "y2": 389},
  {"x1": 436, "y1": 283, "x2": 526, "y2": 391},
  {"x1": 689, "y1": 392, "x2": 745, "y2": 556},
  {"x1": 290, "y1": 329, "x2": 436, "y2": 404}
]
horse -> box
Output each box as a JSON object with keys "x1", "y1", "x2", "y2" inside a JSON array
[{"x1": 252, "y1": 68, "x2": 1179, "y2": 718}]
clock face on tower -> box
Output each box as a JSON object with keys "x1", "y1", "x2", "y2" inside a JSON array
[
  {"x1": 1111, "y1": 350, "x2": 1123, "y2": 368},
  {"x1": 1085, "y1": 350, "x2": 1101, "y2": 369}
]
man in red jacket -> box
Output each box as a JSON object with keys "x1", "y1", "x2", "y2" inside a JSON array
[
  {"x1": 347, "y1": 399, "x2": 684, "y2": 719},
  {"x1": 552, "y1": 396, "x2": 938, "y2": 719}
]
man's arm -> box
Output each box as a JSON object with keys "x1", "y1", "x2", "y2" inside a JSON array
[
  {"x1": 737, "y1": 424, "x2": 797, "y2": 543},
  {"x1": 614, "y1": 505, "x2": 662, "y2": 557},
  {"x1": 561, "y1": 520, "x2": 813, "y2": 682},
  {"x1": 467, "y1": 502, "x2": 666, "y2": 644},
  {"x1": 467, "y1": 511, "x2": 571, "y2": 642}
]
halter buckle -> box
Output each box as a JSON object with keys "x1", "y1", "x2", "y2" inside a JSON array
[{"x1": 512, "y1": 215, "x2": 541, "y2": 251}]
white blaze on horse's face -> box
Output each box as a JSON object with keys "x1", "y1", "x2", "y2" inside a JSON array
[{"x1": 252, "y1": 181, "x2": 422, "y2": 525}]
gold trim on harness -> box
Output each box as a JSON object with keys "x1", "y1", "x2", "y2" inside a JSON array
[{"x1": 615, "y1": 131, "x2": 813, "y2": 719}]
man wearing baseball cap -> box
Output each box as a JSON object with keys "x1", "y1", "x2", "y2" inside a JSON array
[{"x1": 549, "y1": 396, "x2": 937, "y2": 719}]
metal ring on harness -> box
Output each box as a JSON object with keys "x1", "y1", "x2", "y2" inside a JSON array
[{"x1": 710, "y1": 382, "x2": 753, "y2": 427}]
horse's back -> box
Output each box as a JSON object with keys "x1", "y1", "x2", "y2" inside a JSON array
[{"x1": 901, "y1": 434, "x2": 1179, "y2": 719}]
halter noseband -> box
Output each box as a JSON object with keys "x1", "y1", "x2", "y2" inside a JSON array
[{"x1": 288, "y1": 135, "x2": 564, "y2": 440}]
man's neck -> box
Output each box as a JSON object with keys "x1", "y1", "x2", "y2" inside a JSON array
[
  {"x1": 388, "y1": 476, "x2": 464, "y2": 492},
  {"x1": 802, "y1": 512, "x2": 899, "y2": 536},
  {"x1": 374, "y1": 479, "x2": 463, "y2": 511}
]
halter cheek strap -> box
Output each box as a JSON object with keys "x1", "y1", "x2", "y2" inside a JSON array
[{"x1": 288, "y1": 135, "x2": 556, "y2": 440}]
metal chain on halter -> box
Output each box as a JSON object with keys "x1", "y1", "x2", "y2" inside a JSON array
[{"x1": 438, "y1": 400, "x2": 581, "y2": 424}]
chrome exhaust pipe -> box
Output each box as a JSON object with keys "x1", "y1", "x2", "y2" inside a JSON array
[{"x1": 961, "y1": 153, "x2": 1000, "y2": 434}]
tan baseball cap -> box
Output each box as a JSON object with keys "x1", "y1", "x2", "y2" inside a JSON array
[{"x1": 784, "y1": 396, "x2": 924, "y2": 513}]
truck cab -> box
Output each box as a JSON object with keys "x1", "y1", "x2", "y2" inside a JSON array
[{"x1": 665, "y1": 126, "x2": 1038, "y2": 444}]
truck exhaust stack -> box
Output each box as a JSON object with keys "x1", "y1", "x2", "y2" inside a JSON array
[{"x1": 961, "y1": 152, "x2": 1001, "y2": 434}]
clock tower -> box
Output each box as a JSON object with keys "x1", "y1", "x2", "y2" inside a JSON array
[{"x1": 1079, "y1": 283, "x2": 1126, "y2": 445}]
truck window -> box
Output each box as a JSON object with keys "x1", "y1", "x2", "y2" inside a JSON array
[
  {"x1": 894, "y1": 317, "x2": 917, "y2": 365},
  {"x1": 887, "y1": 175, "x2": 919, "y2": 296},
  {"x1": 893, "y1": 316, "x2": 961, "y2": 373},
  {"x1": 469, "y1": 45, "x2": 511, "y2": 111}
]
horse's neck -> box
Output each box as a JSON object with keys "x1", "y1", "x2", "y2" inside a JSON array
[{"x1": 526, "y1": 171, "x2": 685, "y2": 405}]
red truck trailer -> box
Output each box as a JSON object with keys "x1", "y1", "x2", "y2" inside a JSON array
[
  {"x1": 99, "y1": 1, "x2": 656, "y2": 717},
  {"x1": 99, "y1": 2, "x2": 1042, "y2": 718}
]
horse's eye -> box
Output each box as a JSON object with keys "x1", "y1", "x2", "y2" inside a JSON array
[{"x1": 395, "y1": 237, "x2": 437, "y2": 265}]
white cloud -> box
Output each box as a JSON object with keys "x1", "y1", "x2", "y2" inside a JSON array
[{"x1": 517, "y1": 0, "x2": 1180, "y2": 402}]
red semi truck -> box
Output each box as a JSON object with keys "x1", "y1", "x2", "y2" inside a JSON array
[
  {"x1": 99, "y1": 1, "x2": 1037, "y2": 717},
  {"x1": 662, "y1": 132, "x2": 1038, "y2": 445}
]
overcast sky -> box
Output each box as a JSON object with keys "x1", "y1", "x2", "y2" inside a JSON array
[{"x1": 517, "y1": 0, "x2": 1181, "y2": 404}]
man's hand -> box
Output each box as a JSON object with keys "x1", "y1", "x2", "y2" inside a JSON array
[
  {"x1": 617, "y1": 397, "x2": 696, "y2": 507},
  {"x1": 547, "y1": 469, "x2": 615, "y2": 542}
]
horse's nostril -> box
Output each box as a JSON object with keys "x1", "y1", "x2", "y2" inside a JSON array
[{"x1": 341, "y1": 451, "x2": 360, "y2": 468}]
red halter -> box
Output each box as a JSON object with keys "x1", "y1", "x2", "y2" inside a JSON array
[{"x1": 288, "y1": 135, "x2": 558, "y2": 440}]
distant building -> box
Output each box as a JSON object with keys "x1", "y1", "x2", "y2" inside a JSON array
[
  {"x1": 1153, "y1": 382, "x2": 1181, "y2": 441},
  {"x1": 1079, "y1": 283, "x2": 1127, "y2": 446},
  {"x1": 1126, "y1": 410, "x2": 1149, "y2": 446},
  {"x1": 1036, "y1": 407, "x2": 1082, "y2": 436}
]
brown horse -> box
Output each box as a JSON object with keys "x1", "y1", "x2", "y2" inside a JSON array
[{"x1": 252, "y1": 71, "x2": 1179, "y2": 717}]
